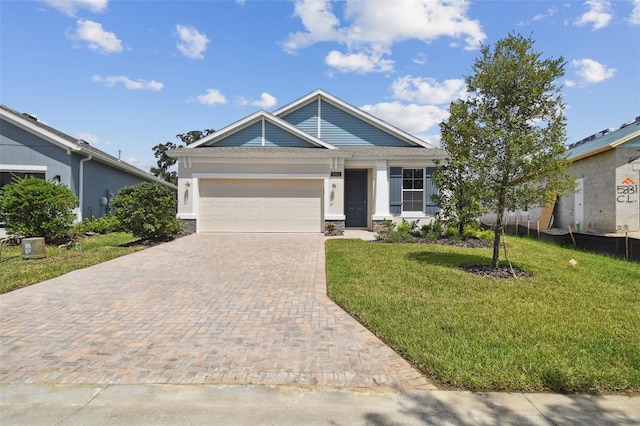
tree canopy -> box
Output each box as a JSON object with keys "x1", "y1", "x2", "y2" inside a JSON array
[
  {"x1": 437, "y1": 33, "x2": 575, "y2": 267},
  {"x1": 150, "y1": 129, "x2": 214, "y2": 185}
]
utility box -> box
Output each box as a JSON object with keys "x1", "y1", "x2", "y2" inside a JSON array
[{"x1": 22, "y1": 237, "x2": 46, "y2": 260}]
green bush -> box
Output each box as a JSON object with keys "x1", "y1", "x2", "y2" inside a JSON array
[
  {"x1": 73, "y1": 214, "x2": 121, "y2": 235},
  {"x1": 396, "y1": 218, "x2": 412, "y2": 234},
  {"x1": 380, "y1": 230, "x2": 418, "y2": 243},
  {"x1": 445, "y1": 226, "x2": 460, "y2": 237},
  {"x1": 420, "y1": 219, "x2": 444, "y2": 240},
  {"x1": 111, "y1": 182, "x2": 182, "y2": 241},
  {"x1": 0, "y1": 176, "x2": 77, "y2": 242}
]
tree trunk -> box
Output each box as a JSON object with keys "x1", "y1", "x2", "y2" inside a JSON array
[{"x1": 492, "y1": 214, "x2": 502, "y2": 268}]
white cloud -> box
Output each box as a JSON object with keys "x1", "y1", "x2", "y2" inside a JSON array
[
  {"x1": 176, "y1": 24, "x2": 210, "y2": 59},
  {"x1": 360, "y1": 102, "x2": 449, "y2": 135},
  {"x1": 571, "y1": 58, "x2": 616, "y2": 84},
  {"x1": 391, "y1": 75, "x2": 467, "y2": 105},
  {"x1": 631, "y1": 0, "x2": 640, "y2": 25},
  {"x1": 76, "y1": 131, "x2": 112, "y2": 146},
  {"x1": 412, "y1": 53, "x2": 428, "y2": 65},
  {"x1": 283, "y1": 0, "x2": 486, "y2": 74},
  {"x1": 195, "y1": 89, "x2": 227, "y2": 106},
  {"x1": 92, "y1": 75, "x2": 164, "y2": 91},
  {"x1": 534, "y1": 6, "x2": 557, "y2": 21},
  {"x1": 252, "y1": 92, "x2": 277, "y2": 109},
  {"x1": 574, "y1": 0, "x2": 613, "y2": 30},
  {"x1": 282, "y1": 0, "x2": 344, "y2": 53},
  {"x1": 325, "y1": 50, "x2": 394, "y2": 73},
  {"x1": 283, "y1": 0, "x2": 487, "y2": 50},
  {"x1": 40, "y1": 0, "x2": 108, "y2": 16},
  {"x1": 235, "y1": 0, "x2": 246, "y2": 5},
  {"x1": 68, "y1": 19, "x2": 122, "y2": 54}
]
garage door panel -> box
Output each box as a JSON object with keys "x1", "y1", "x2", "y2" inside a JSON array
[{"x1": 199, "y1": 179, "x2": 323, "y2": 233}]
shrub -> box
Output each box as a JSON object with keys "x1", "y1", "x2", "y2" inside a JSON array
[
  {"x1": 396, "y1": 218, "x2": 412, "y2": 234},
  {"x1": 73, "y1": 214, "x2": 121, "y2": 235},
  {"x1": 445, "y1": 226, "x2": 460, "y2": 237},
  {"x1": 111, "y1": 182, "x2": 182, "y2": 241},
  {"x1": 0, "y1": 176, "x2": 77, "y2": 242},
  {"x1": 421, "y1": 219, "x2": 444, "y2": 240},
  {"x1": 381, "y1": 230, "x2": 418, "y2": 243}
]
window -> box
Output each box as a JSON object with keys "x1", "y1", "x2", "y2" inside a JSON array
[
  {"x1": 402, "y1": 169, "x2": 424, "y2": 212},
  {"x1": 0, "y1": 171, "x2": 46, "y2": 190}
]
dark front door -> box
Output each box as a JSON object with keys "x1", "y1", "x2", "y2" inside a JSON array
[{"x1": 345, "y1": 169, "x2": 368, "y2": 228}]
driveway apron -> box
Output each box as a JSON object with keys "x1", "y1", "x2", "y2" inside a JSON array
[{"x1": 0, "y1": 234, "x2": 432, "y2": 389}]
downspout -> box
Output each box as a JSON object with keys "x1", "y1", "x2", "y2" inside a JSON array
[{"x1": 78, "y1": 155, "x2": 92, "y2": 221}]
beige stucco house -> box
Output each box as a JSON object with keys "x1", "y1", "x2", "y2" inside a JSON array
[{"x1": 168, "y1": 90, "x2": 447, "y2": 233}]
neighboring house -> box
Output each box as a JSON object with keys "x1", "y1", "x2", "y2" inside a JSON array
[
  {"x1": 554, "y1": 116, "x2": 640, "y2": 233},
  {"x1": 0, "y1": 105, "x2": 176, "y2": 222},
  {"x1": 480, "y1": 116, "x2": 640, "y2": 233},
  {"x1": 169, "y1": 89, "x2": 447, "y2": 233}
]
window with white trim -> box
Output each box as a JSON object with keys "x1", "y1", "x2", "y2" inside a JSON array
[{"x1": 402, "y1": 168, "x2": 424, "y2": 212}]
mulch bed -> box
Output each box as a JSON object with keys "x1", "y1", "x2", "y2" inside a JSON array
[{"x1": 461, "y1": 263, "x2": 533, "y2": 279}]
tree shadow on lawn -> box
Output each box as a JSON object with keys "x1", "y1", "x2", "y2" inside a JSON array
[{"x1": 406, "y1": 251, "x2": 532, "y2": 279}]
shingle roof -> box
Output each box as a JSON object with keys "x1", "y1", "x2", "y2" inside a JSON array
[
  {"x1": 170, "y1": 145, "x2": 448, "y2": 160},
  {"x1": 0, "y1": 104, "x2": 176, "y2": 189}
]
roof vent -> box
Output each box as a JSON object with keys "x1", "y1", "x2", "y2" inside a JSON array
[
  {"x1": 22, "y1": 113, "x2": 38, "y2": 121},
  {"x1": 77, "y1": 139, "x2": 89, "y2": 145}
]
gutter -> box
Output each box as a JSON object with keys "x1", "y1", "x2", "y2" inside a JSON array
[{"x1": 78, "y1": 155, "x2": 92, "y2": 221}]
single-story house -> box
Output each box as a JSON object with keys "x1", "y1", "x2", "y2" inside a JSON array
[
  {"x1": 554, "y1": 116, "x2": 640, "y2": 233},
  {"x1": 0, "y1": 104, "x2": 176, "y2": 222},
  {"x1": 168, "y1": 89, "x2": 447, "y2": 233}
]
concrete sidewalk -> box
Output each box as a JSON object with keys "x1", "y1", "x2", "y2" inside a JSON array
[{"x1": 1, "y1": 384, "x2": 639, "y2": 425}]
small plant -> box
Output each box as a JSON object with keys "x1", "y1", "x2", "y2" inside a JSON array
[
  {"x1": 0, "y1": 176, "x2": 77, "y2": 242},
  {"x1": 382, "y1": 230, "x2": 418, "y2": 243},
  {"x1": 421, "y1": 219, "x2": 444, "y2": 240},
  {"x1": 381, "y1": 219, "x2": 395, "y2": 234},
  {"x1": 445, "y1": 226, "x2": 460, "y2": 238},
  {"x1": 396, "y1": 218, "x2": 412, "y2": 234}
]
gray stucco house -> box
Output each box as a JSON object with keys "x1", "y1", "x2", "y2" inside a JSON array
[
  {"x1": 169, "y1": 90, "x2": 447, "y2": 233},
  {"x1": 0, "y1": 105, "x2": 176, "y2": 222}
]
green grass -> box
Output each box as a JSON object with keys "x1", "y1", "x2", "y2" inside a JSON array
[
  {"x1": 326, "y1": 237, "x2": 640, "y2": 394},
  {"x1": 0, "y1": 233, "x2": 146, "y2": 294}
]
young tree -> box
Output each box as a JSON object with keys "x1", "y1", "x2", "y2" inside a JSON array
[
  {"x1": 443, "y1": 33, "x2": 574, "y2": 267},
  {"x1": 150, "y1": 129, "x2": 214, "y2": 185},
  {"x1": 432, "y1": 101, "x2": 486, "y2": 235},
  {"x1": 0, "y1": 176, "x2": 77, "y2": 242}
]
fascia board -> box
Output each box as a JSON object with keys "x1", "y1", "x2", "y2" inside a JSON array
[
  {"x1": 0, "y1": 108, "x2": 81, "y2": 152},
  {"x1": 188, "y1": 111, "x2": 265, "y2": 148},
  {"x1": 569, "y1": 130, "x2": 640, "y2": 163},
  {"x1": 186, "y1": 110, "x2": 337, "y2": 150},
  {"x1": 273, "y1": 89, "x2": 435, "y2": 149},
  {"x1": 1, "y1": 107, "x2": 176, "y2": 190}
]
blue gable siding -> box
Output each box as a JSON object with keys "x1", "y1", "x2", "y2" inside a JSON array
[
  {"x1": 213, "y1": 122, "x2": 262, "y2": 147},
  {"x1": 264, "y1": 122, "x2": 316, "y2": 147},
  {"x1": 280, "y1": 101, "x2": 318, "y2": 137},
  {"x1": 319, "y1": 101, "x2": 411, "y2": 147}
]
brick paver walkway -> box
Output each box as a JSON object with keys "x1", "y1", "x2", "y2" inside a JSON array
[{"x1": 0, "y1": 234, "x2": 432, "y2": 389}]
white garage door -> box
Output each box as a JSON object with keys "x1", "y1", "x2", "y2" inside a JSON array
[{"x1": 199, "y1": 179, "x2": 323, "y2": 232}]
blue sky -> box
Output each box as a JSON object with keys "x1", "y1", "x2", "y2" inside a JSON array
[{"x1": 2, "y1": 0, "x2": 639, "y2": 172}]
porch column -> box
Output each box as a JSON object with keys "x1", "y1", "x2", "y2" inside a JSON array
[{"x1": 372, "y1": 160, "x2": 391, "y2": 220}]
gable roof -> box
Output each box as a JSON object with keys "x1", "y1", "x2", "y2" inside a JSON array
[
  {"x1": 187, "y1": 110, "x2": 337, "y2": 150},
  {"x1": 272, "y1": 89, "x2": 436, "y2": 149},
  {"x1": 0, "y1": 105, "x2": 176, "y2": 190},
  {"x1": 566, "y1": 116, "x2": 640, "y2": 162}
]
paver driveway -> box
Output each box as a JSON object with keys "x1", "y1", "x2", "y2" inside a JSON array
[{"x1": 0, "y1": 234, "x2": 432, "y2": 389}]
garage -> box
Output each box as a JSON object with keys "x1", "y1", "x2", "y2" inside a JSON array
[{"x1": 198, "y1": 178, "x2": 323, "y2": 232}]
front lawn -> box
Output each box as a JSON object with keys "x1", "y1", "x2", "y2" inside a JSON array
[
  {"x1": 326, "y1": 237, "x2": 640, "y2": 394},
  {"x1": 0, "y1": 233, "x2": 146, "y2": 294}
]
